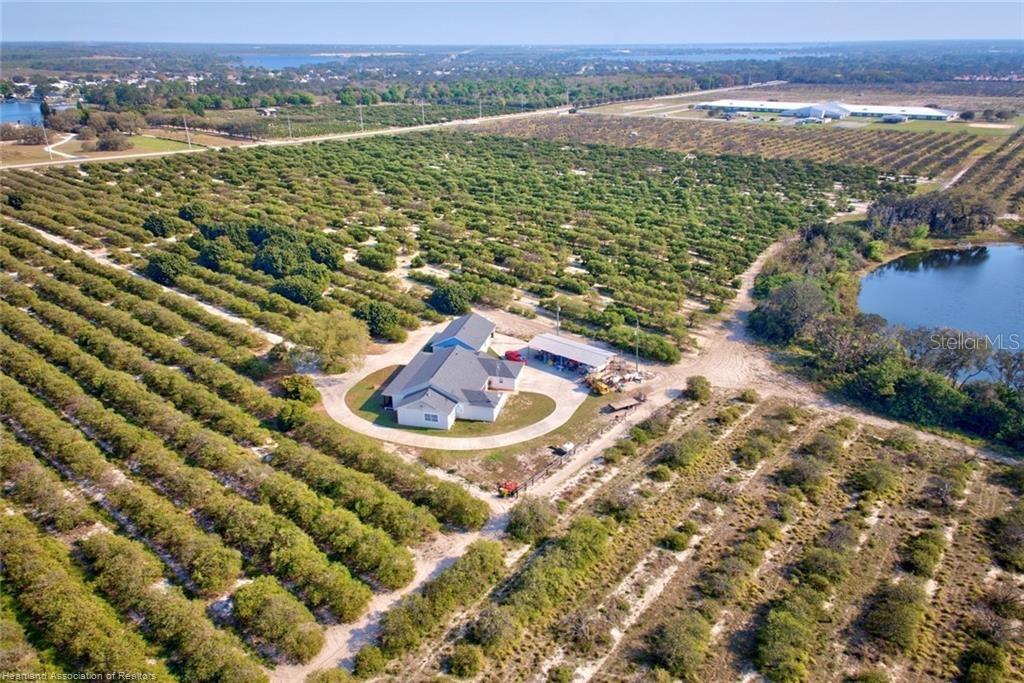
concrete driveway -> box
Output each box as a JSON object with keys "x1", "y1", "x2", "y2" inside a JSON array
[{"x1": 312, "y1": 318, "x2": 591, "y2": 451}]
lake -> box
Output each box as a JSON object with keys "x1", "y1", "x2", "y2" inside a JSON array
[
  {"x1": 0, "y1": 100, "x2": 44, "y2": 125},
  {"x1": 589, "y1": 49, "x2": 830, "y2": 62},
  {"x1": 858, "y1": 245, "x2": 1024, "y2": 349},
  {"x1": 235, "y1": 54, "x2": 349, "y2": 69}
]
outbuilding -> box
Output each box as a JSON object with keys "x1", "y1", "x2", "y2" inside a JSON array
[{"x1": 528, "y1": 333, "x2": 616, "y2": 373}]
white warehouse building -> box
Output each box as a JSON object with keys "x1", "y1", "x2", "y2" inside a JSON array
[{"x1": 696, "y1": 99, "x2": 957, "y2": 121}]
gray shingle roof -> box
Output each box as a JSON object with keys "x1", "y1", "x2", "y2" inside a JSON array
[
  {"x1": 477, "y1": 356, "x2": 525, "y2": 380},
  {"x1": 383, "y1": 345, "x2": 521, "y2": 409},
  {"x1": 395, "y1": 388, "x2": 457, "y2": 413},
  {"x1": 429, "y1": 313, "x2": 495, "y2": 350}
]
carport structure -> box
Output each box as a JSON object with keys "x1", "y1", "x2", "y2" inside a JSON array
[{"x1": 528, "y1": 333, "x2": 616, "y2": 374}]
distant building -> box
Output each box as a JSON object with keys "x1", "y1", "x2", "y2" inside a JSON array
[
  {"x1": 529, "y1": 333, "x2": 616, "y2": 373},
  {"x1": 696, "y1": 99, "x2": 956, "y2": 121},
  {"x1": 880, "y1": 114, "x2": 909, "y2": 124},
  {"x1": 381, "y1": 314, "x2": 523, "y2": 429},
  {"x1": 783, "y1": 101, "x2": 850, "y2": 119}
]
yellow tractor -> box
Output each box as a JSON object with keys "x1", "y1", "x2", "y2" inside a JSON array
[{"x1": 587, "y1": 375, "x2": 611, "y2": 395}]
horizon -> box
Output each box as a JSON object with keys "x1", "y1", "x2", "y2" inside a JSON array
[
  {"x1": 4, "y1": 2, "x2": 1022, "y2": 45},
  {"x1": 5, "y1": 38, "x2": 1024, "y2": 47}
]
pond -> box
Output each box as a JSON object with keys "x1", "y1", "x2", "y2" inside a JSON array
[
  {"x1": 0, "y1": 100, "x2": 44, "y2": 125},
  {"x1": 858, "y1": 244, "x2": 1024, "y2": 349},
  {"x1": 234, "y1": 54, "x2": 349, "y2": 69}
]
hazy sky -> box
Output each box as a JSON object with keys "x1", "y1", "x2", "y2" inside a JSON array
[{"x1": 3, "y1": 1, "x2": 1022, "y2": 45}]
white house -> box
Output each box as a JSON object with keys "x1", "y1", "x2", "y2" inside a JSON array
[{"x1": 381, "y1": 314, "x2": 524, "y2": 429}]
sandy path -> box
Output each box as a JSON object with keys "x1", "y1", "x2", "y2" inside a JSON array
[{"x1": 270, "y1": 512, "x2": 508, "y2": 683}]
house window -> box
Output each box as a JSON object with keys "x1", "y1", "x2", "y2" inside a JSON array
[{"x1": 424, "y1": 414, "x2": 439, "y2": 423}]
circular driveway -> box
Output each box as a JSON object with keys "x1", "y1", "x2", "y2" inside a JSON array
[{"x1": 312, "y1": 321, "x2": 591, "y2": 451}]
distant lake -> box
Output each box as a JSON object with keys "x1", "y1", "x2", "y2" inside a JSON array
[
  {"x1": 858, "y1": 245, "x2": 1024, "y2": 349},
  {"x1": 235, "y1": 54, "x2": 348, "y2": 69},
  {"x1": 0, "y1": 100, "x2": 43, "y2": 125},
  {"x1": 588, "y1": 49, "x2": 831, "y2": 62}
]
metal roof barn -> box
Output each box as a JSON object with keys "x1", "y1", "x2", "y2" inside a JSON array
[{"x1": 529, "y1": 333, "x2": 616, "y2": 372}]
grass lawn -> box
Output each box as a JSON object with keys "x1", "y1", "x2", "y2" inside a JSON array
[
  {"x1": 0, "y1": 142, "x2": 56, "y2": 166},
  {"x1": 345, "y1": 364, "x2": 557, "y2": 438},
  {"x1": 864, "y1": 119, "x2": 1019, "y2": 136},
  {"x1": 420, "y1": 390, "x2": 615, "y2": 468},
  {"x1": 142, "y1": 128, "x2": 247, "y2": 147}
]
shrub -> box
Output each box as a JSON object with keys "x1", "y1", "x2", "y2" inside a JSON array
[
  {"x1": 145, "y1": 252, "x2": 190, "y2": 285},
  {"x1": 506, "y1": 497, "x2": 556, "y2": 545},
  {"x1": 849, "y1": 460, "x2": 899, "y2": 498},
  {"x1": 777, "y1": 457, "x2": 830, "y2": 501},
  {"x1": 447, "y1": 643, "x2": 484, "y2": 678},
  {"x1": 353, "y1": 645, "x2": 385, "y2": 679},
  {"x1": 901, "y1": 526, "x2": 946, "y2": 577},
  {"x1": 717, "y1": 405, "x2": 743, "y2": 425},
  {"x1": 96, "y1": 131, "x2": 132, "y2": 151},
  {"x1": 685, "y1": 375, "x2": 712, "y2": 403},
  {"x1": 884, "y1": 427, "x2": 918, "y2": 452},
  {"x1": 272, "y1": 275, "x2": 323, "y2": 306},
  {"x1": 847, "y1": 669, "x2": 890, "y2": 683},
  {"x1": 280, "y1": 374, "x2": 321, "y2": 405},
  {"x1": 735, "y1": 433, "x2": 775, "y2": 468},
  {"x1": 178, "y1": 201, "x2": 208, "y2": 223},
  {"x1": 863, "y1": 580, "x2": 927, "y2": 652},
  {"x1": 738, "y1": 388, "x2": 760, "y2": 403},
  {"x1": 989, "y1": 501, "x2": 1024, "y2": 572},
  {"x1": 356, "y1": 245, "x2": 398, "y2": 272},
  {"x1": 649, "y1": 464, "x2": 673, "y2": 482},
  {"x1": 662, "y1": 427, "x2": 712, "y2": 470},
  {"x1": 660, "y1": 521, "x2": 699, "y2": 551},
  {"x1": 143, "y1": 213, "x2": 173, "y2": 237},
  {"x1": 547, "y1": 666, "x2": 573, "y2": 683},
  {"x1": 378, "y1": 541, "x2": 503, "y2": 657},
  {"x1": 649, "y1": 610, "x2": 711, "y2": 680},
  {"x1": 468, "y1": 605, "x2": 520, "y2": 655},
  {"x1": 959, "y1": 639, "x2": 1008, "y2": 683},
  {"x1": 232, "y1": 576, "x2": 325, "y2": 664}
]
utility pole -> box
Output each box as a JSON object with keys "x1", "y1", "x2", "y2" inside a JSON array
[
  {"x1": 634, "y1": 318, "x2": 640, "y2": 373},
  {"x1": 285, "y1": 111, "x2": 293, "y2": 138},
  {"x1": 182, "y1": 116, "x2": 193, "y2": 150},
  {"x1": 520, "y1": 93, "x2": 525, "y2": 113},
  {"x1": 478, "y1": 96, "x2": 482, "y2": 119},
  {"x1": 358, "y1": 103, "x2": 364, "y2": 131},
  {"x1": 39, "y1": 118, "x2": 53, "y2": 161},
  {"x1": 420, "y1": 101, "x2": 425, "y2": 126},
  {"x1": 556, "y1": 304, "x2": 561, "y2": 336}
]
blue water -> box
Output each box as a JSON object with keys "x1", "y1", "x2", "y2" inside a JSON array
[
  {"x1": 587, "y1": 49, "x2": 830, "y2": 62},
  {"x1": 236, "y1": 54, "x2": 347, "y2": 69},
  {"x1": 0, "y1": 100, "x2": 44, "y2": 125},
  {"x1": 858, "y1": 245, "x2": 1024, "y2": 347}
]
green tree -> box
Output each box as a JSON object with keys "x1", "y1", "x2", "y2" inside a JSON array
[
  {"x1": 428, "y1": 281, "x2": 472, "y2": 315},
  {"x1": 292, "y1": 311, "x2": 369, "y2": 374},
  {"x1": 354, "y1": 300, "x2": 405, "y2": 341}
]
